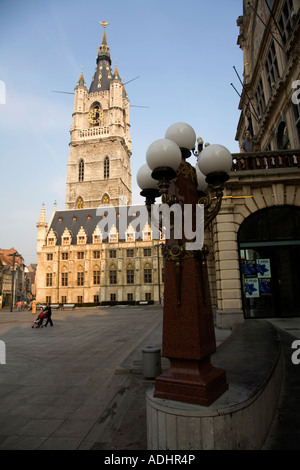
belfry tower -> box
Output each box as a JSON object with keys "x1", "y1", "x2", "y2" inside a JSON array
[{"x1": 65, "y1": 21, "x2": 132, "y2": 209}]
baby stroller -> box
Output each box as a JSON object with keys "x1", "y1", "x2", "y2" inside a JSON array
[{"x1": 32, "y1": 309, "x2": 48, "y2": 328}]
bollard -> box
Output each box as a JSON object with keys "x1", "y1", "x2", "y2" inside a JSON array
[{"x1": 142, "y1": 347, "x2": 161, "y2": 379}]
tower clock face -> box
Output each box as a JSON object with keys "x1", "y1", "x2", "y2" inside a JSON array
[{"x1": 88, "y1": 105, "x2": 103, "y2": 125}]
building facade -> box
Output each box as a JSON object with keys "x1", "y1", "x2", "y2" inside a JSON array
[
  {"x1": 35, "y1": 25, "x2": 164, "y2": 306},
  {"x1": 236, "y1": 0, "x2": 300, "y2": 150},
  {"x1": 0, "y1": 248, "x2": 26, "y2": 308},
  {"x1": 208, "y1": 0, "x2": 300, "y2": 328}
]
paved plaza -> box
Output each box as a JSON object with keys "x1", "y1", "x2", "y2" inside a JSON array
[
  {"x1": 0, "y1": 305, "x2": 166, "y2": 450},
  {"x1": 0, "y1": 305, "x2": 299, "y2": 450}
]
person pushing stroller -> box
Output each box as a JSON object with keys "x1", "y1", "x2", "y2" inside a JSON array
[
  {"x1": 32, "y1": 308, "x2": 48, "y2": 328},
  {"x1": 44, "y1": 303, "x2": 53, "y2": 327},
  {"x1": 31, "y1": 303, "x2": 53, "y2": 328}
]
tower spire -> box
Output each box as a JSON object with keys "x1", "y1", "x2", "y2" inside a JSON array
[
  {"x1": 89, "y1": 20, "x2": 113, "y2": 93},
  {"x1": 76, "y1": 66, "x2": 86, "y2": 88},
  {"x1": 39, "y1": 203, "x2": 46, "y2": 224},
  {"x1": 97, "y1": 20, "x2": 111, "y2": 65}
]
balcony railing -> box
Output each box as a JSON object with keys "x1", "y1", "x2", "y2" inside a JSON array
[
  {"x1": 79, "y1": 127, "x2": 110, "y2": 139},
  {"x1": 231, "y1": 149, "x2": 300, "y2": 171}
]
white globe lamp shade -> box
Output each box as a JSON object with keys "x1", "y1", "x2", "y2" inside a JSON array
[
  {"x1": 165, "y1": 122, "x2": 196, "y2": 150},
  {"x1": 195, "y1": 166, "x2": 208, "y2": 192},
  {"x1": 146, "y1": 138, "x2": 182, "y2": 181},
  {"x1": 198, "y1": 144, "x2": 232, "y2": 177},
  {"x1": 136, "y1": 164, "x2": 158, "y2": 190}
]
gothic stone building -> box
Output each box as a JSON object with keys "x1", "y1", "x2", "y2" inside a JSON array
[
  {"x1": 36, "y1": 9, "x2": 300, "y2": 328},
  {"x1": 35, "y1": 26, "x2": 163, "y2": 306}
]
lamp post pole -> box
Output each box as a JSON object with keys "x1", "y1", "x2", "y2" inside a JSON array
[
  {"x1": 137, "y1": 123, "x2": 232, "y2": 406},
  {"x1": 8, "y1": 252, "x2": 22, "y2": 312},
  {"x1": 154, "y1": 243, "x2": 164, "y2": 305}
]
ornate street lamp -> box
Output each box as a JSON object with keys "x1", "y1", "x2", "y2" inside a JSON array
[{"x1": 137, "y1": 122, "x2": 232, "y2": 406}]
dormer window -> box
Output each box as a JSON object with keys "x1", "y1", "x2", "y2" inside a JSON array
[
  {"x1": 61, "y1": 228, "x2": 72, "y2": 246},
  {"x1": 77, "y1": 226, "x2": 87, "y2": 245},
  {"x1": 126, "y1": 223, "x2": 135, "y2": 242},
  {"x1": 109, "y1": 224, "x2": 118, "y2": 243},
  {"x1": 142, "y1": 223, "x2": 152, "y2": 241},
  {"x1": 47, "y1": 228, "x2": 57, "y2": 247}
]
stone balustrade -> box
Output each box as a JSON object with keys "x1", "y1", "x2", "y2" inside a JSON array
[{"x1": 231, "y1": 149, "x2": 300, "y2": 172}]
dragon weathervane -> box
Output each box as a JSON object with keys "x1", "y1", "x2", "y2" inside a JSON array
[{"x1": 100, "y1": 20, "x2": 109, "y2": 29}]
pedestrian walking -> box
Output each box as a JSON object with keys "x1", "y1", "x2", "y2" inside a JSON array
[
  {"x1": 44, "y1": 303, "x2": 53, "y2": 327},
  {"x1": 31, "y1": 299, "x2": 37, "y2": 315}
]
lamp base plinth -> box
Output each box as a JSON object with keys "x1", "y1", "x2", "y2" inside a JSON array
[{"x1": 154, "y1": 359, "x2": 228, "y2": 406}]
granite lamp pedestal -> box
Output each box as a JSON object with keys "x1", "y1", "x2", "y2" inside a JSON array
[
  {"x1": 153, "y1": 160, "x2": 228, "y2": 406},
  {"x1": 138, "y1": 122, "x2": 232, "y2": 407}
]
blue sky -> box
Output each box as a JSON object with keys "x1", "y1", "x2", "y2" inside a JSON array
[{"x1": 0, "y1": 0, "x2": 243, "y2": 265}]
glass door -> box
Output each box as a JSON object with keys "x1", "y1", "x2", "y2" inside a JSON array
[{"x1": 240, "y1": 244, "x2": 300, "y2": 318}]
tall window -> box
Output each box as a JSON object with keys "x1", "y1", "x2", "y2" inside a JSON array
[
  {"x1": 93, "y1": 270, "x2": 100, "y2": 285},
  {"x1": 265, "y1": 41, "x2": 280, "y2": 93},
  {"x1": 109, "y1": 269, "x2": 117, "y2": 284},
  {"x1": 79, "y1": 159, "x2": 84, "y2": 182},
  {"x1": 144, "y1": 267, "x2": 152, "y2": 284},
  {"x1": 277, "y1": 121, "x2": 290, "y2": 150},
  {"x1": 278, "y1": 0, "x2": 294, "y2": 45},
  {"x1": 46, "y1": 273, "x2": 52, "y2": 287},
  {"x1": 104, "y1": 156, "x2": 109, "y2": 179},
  {"x1": 255, "y1": 78, "x2": 266, "y2": 119},
  {"x1": 126, "y1": 268, "x2": 134, "y2": 284},
  {"x1": 62, "y1": 273, "x2": 68, "y2": 286},
  {"x1": 77, "y1": 272, "x2": 84, "y2": 286},
  {"x1": 293, "y1": 102, "x2": 300, "y2": 146}
]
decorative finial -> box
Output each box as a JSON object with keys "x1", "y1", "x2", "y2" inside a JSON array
[{"x1": 100, "y1": 20, "x2": 109, "y2": 29}]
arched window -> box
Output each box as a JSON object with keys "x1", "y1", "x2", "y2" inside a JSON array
[
  {"x1": 277, "y1": 121, "x2": 290, "y2": 150},
  {"x1": 104, "y1": 156, "x2": 109, "y2": 179},
  {"x1": 102, "y1": 193, "x2": 110, "y2": 205},
  {"x1": 76, "y1": 197, "x2": 84, "y2": 209},
  {"x1": 79, "y1": 159, "x2": 84, "y2": 182}
]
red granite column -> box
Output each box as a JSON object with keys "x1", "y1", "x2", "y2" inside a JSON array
[{"x1": 153, "y1": 159, "x2": 228, "y2": 406}]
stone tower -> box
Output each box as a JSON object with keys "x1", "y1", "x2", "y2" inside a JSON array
[{"x1": 65, "y1": 22, "x2": 132, "y2": 209}]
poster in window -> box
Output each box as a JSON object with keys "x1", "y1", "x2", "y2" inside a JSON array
[
  {"x1": 256, "y1": 259, "x2": 271, "y2": 278},
  {"x1": 242, "y1": 260, "x2": 257, "y2": 278},
  {"x1": 259, "y1": 278, "x2": 271, "y2": 295},
  {"x1": 245, "y1": 277, "x2": 260, "y2": 298}
]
